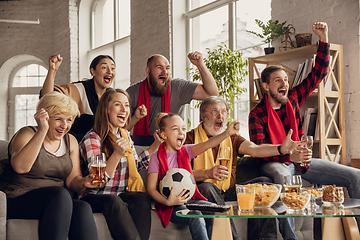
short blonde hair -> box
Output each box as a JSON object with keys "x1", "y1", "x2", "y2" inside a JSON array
[{"x1": 37, "y1": 92, "x2": 80, "y2": 118}]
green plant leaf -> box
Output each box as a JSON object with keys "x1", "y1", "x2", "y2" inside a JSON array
[
  {"x1": 186, "y1": 43, "x2": 248, "y2": 117},
  {"x1": 246, "y1": 19, "x2": 288, "y2": 47}
]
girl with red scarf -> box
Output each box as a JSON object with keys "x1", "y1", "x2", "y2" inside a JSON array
[{"x1": 147, "y1": 113, "x2": 240, "y2": 240}]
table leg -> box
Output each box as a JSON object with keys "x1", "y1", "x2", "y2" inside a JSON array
[
  {"x1": 211, "y1": 218, "x2": 232, "y2": 240},
  {"x1": 321, "y1": 218, "x2": 345, "y2": 240},
  {"x1": 342, "y1": 217, "x2": 360, "y2": 240}
]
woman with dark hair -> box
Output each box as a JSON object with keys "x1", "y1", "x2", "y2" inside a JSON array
[
  {"x1": 79, "y1": 88, "x2": 162, "y2": 240},
  {"x1": 41, "y1": 54, "x2": 117, "y2": 142},
  {"x1": 2, "y1": 92, "x2": 99, "y2": 240}
]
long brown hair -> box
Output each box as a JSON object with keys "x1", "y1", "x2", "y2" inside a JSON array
[{"x1": 93, "y1": 88, "x2": 131, "y2": 159}]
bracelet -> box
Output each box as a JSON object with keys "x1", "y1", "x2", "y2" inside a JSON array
[{"x1": 277, "y1": 145, "x2": 285, "y2": 156}]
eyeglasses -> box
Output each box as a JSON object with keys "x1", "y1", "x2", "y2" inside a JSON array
[{"x1": 206, "y1": 110, "x2": 228, "y2": 116}]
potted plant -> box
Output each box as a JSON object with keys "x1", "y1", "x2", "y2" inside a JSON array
[
  {"x1": 247, "y1": 19, "x2": 288, "y2": 54},
  {"x1": 187, "y1": 43, "x2": 248, "y2": 121}
]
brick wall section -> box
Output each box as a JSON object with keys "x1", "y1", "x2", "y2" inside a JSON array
[
  {"x1": 271, "y1": 0, "x2": 360, "y2": 164},
  {"x1": 130, "y1": 0, "x2": 171, "y2": 84},
  {"x1": 0, "y1": 0, "x2": 78, "y2": 84},
  {"x1": 0, "y1": 0, "x2": 78, "y2": 139}
]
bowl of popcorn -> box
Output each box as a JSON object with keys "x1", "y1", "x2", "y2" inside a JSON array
[
  {"x1": 281, "y1": 192, "x2": 311, "y2": 212},
  {"x1": 301, "y1": 187, "x2": 323, "y2": 209},
  {"x1": 245, "y1": 183, "x2": 282, "y2": 208},
  {"x1": 322, "y1": 185, "x2": 344, "y2": 206}
]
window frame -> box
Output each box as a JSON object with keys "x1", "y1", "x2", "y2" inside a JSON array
[
  {"x1": 8, "y1": 61, "x2": 47, "y2": 137},
  {"x1": 183, "y1": 0, "x2": 238, "y2": 130}
]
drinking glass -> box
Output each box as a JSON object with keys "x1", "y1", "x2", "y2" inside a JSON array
[
  {"x1": 218, "y1": 147, "x2": 231, "y2": 179},
  {"x1": 283, "y1": 175, "x2": 302, "y2": 193},
  {"x1": 91, "y1": 153, "x2": 106, "y2": 184},
  {"x1": 218, "y1": 146, "x2": 231, "y2": 166},
  {"x1": 300, "y1": 135, "x2": 313, "y2": 167},
  {"x1": 236, "y1": 185, "x2": 256, "y2": 214}
]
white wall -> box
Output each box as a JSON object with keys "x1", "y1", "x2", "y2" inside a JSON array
[{"x1": 271, "y1": 0, "x2": 360, "y2": 165}]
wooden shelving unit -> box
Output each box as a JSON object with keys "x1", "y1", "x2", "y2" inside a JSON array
[{"x1": 248, "y1": 43, "x2": 346, "y2": 165}]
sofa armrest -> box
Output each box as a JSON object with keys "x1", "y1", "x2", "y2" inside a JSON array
[{"x1": 0, "y1": 191, "x2": 6, "y2": 239}]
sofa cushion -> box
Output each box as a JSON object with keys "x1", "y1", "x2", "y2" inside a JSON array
[
  {"x1": 236, "y1": 156, "x2": 261, "y2": 183},
  {"x1": 0, "y1": 141, "x2": 8, "y2": 160},
  {"x1": 7, "y1": 219, "x2": 39, "y2": 240}
]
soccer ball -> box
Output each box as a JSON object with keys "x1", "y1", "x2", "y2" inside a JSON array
[{"x1": 159, "y1": 168, "x2": 196, "y2": 199}]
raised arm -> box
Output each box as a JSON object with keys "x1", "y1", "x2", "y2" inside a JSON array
[
  {"x1": 192, "y1": 121, "x2": 240, "y2": 156},
  {"x1": 189, "y1": 51, "x2": 219, "y2": 100},
  {"x1": 9, "y1": 109, "x2": 49, "y2": 174},
  {"x1": 313, "y1": 22, "x2": 328, "y2": 43},
  {"x1": 42, "y1": 54, "x2": 63, "y2": 96},
  {"x1": 145, "y1": 130, "x2": 163, "y2": 156},
  {"x1": 238, "y1": 129, "x2": 301, "y2": 157},
  {"x1": 125, "y1": 104, "x2": 147, "y2": 131}
]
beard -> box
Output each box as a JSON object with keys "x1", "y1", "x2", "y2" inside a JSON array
[
  {"x1": 147, "y1": 71, "x2": 170, "y2": 96},
  {"x1": 202, "y1": 116, "x2": 227, "y2": 137},
  {"x1": 269, "y1": 88, "x2": 288, "y2": 105}
]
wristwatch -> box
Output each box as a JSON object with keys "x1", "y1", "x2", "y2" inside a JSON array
[{"x1": 277, "y1": 145, "x2": 285, "y2": 156}]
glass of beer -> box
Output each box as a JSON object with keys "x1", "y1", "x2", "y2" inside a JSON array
[
  {"x1": 91, "y1": 153, "x2": 106, "y2": 184},
  {"x1": 218, "y1": 146, "x2": 231, "y2": 179},
  {"x1": 236, "y1": 185, "x2": 255, "y2": 214},
  {"x1": 300, "y1": 135, "x2": 313, "y2": 167},
  {"x1": 283, "y1": 175, "x2": 302, "y2": 193},
  {"x1": 218, "y1": 146, "x2": 231, "y2": 166}
]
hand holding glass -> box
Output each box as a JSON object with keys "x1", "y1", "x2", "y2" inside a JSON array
[
  {"x1": 91, "y1": 153, "x2": 106, "y2": 184},
  {"x1": 300, "y1": 135, "x2": 313, "y2": 167},
  {"x1": 218, "y1": 147, "x2": 231, "y2": 179},
  {"x1": 218, "y1": 147, "x2": 231, "y2": 165},
  {"x1": 283, "y1": 175, "x2": 302, "y2": 193}
]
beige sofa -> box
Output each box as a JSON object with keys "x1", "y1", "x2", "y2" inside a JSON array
[{"x1": 0, "y1": 140, "x2": 314, "y2": 240}]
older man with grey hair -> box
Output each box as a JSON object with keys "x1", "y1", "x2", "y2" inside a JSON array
[{"x1": 185, "y1": 96, "x2": 300, "y2": 240}]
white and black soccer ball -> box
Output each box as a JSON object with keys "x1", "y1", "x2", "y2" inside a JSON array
[{"x1": 159, "y1": 168, "x2": 196, "y2": 199}]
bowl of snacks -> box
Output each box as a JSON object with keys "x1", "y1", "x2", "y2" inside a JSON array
[
  {"x1": 301, "y1": 188, "x2": 323, "y2": 199},
  {"x1": 245, "y1": 183, "x2": 282, "y2": 208},
  {"x1": 322, "y1": 185, "x2": 344, "y2": 206},
  {"x1": 301, "y1": 187, "x2": 323, "y2": 210},
  {"x1": 281, "y1": 192, "x2": 311, "y2": 212}
]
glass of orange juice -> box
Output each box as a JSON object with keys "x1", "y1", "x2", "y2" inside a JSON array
[{"x1": 236, "y1": 185, "x2": 255, "y2": 214}]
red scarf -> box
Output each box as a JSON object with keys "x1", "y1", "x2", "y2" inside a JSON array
[
  {"x1": 154, "y1": 143, "x2": 207, "y2": 227},
  {"x1": 265, "y1": 94, "x2": 308, "y2": 172},
  {"x1": 133, "y1": 79, "x2": 170, "y2": 136}
]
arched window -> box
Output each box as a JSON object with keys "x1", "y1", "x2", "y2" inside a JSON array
[
  {"x1": 79, "y1": 0, "x2": 131, "y2": 90},
  {"x1": 8, "y1": 63, "x2": 46, "y2": 137},
  {"x1": 92, "y1": 0, "x2": 130, "y2": 48}
]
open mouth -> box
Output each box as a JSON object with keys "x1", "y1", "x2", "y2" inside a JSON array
[
  {"x1": 214, "y1": 119, "x2": 223, "y2": 130},
  {"x1": 104, "y1": 76, "x2": 112, "y2": 84},
  {"x1": 158, "y1": 76, "x2": 167, "y2": 85},
  {"x1": 176, "y1": 137, "x2": 184, "y2": 147},
  {"x1": 278, "y1": 88, "x2": 287, "y2": 96},
  {"x1": 55, "y1": 129, "x2": 65, "y2": 135},
  {"x1": 117, "y1": 115, "x2": 126, "y2": 123}
]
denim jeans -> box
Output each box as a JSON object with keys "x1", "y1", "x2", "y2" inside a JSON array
[
  {"x1": 82, "y1": 192, "x2": 151, "y2": 240},
  {"x1": 261, "y1": 158, "x2": 360, "y2": 240},
  {"x1": 170, "y1": 199, "x2": 213, "y2": 240}
]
